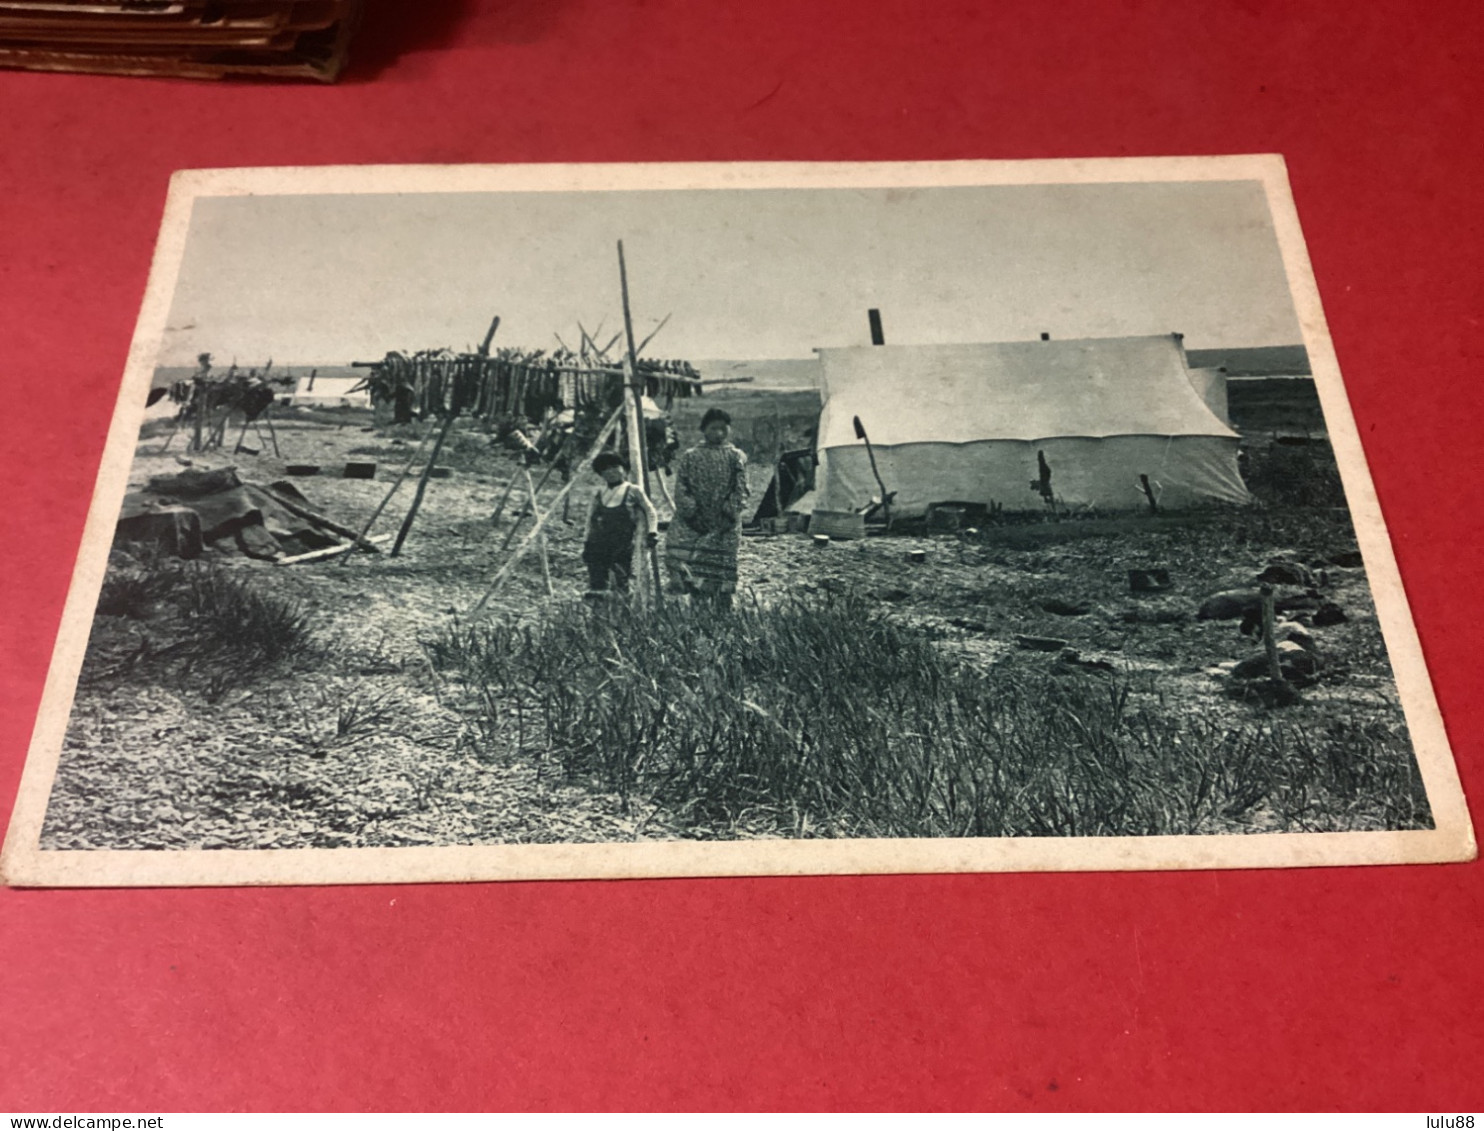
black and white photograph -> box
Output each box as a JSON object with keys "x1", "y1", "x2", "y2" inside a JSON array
[{"x1": 1, "y1": 157, "x2": 1473, "y2": 886}]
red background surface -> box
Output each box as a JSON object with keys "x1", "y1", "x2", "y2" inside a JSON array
[{"x1": 2, "y1": 0, "x2": 1481, "y2": 1111}]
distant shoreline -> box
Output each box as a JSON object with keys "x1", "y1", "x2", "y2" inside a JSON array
[{"x1": 150, "y1": 342, "x2": 1313, "y2": 392}]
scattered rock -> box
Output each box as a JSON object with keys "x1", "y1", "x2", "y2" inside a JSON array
[
  {"x1": 1041, "y1": 598, "x2": 1091, "y2": 617},
  {"x1": 1225, "y1": 677, "x2": 1303, "y2": 706},
  {"x1": 1273, "y1": 620, "x2": 1316, "y2": 651},
  {"x1": 343, "y1": 462, "x2": 377, "y2": 480},
  {"x1": 1201, "y1": 587, "x2": 1319, "y2": 622},
  {"x1": 1128, "y1": 568, "x2": 1172, "y2": 593},
  {"x1": 875, "y1": 587, "x2": 911, "y2": 603},
  {"x1": 1058, "y1": 648, "x2": 1115, "y2": 672},
  {"x1": 1118, "y1": 606, "x2": 1187, "y2": 625},
  {"x1": 1257, "y1": 560, "x2": 1315, "y2": 587},
  {"x1": 1199, "y1": 590, "x2": 1262, "y2": 620},
  {"x1": 1329, "y1": 549, "x2": 1365, "y2": 568},
  {"x1": 1016, "y1": 634, "x2": 1069, "y2": 652},
  {"x1": 1314, "y1": 601, "x2": 1347, "y2": 626},
  {"x1": 1230, "y1": 640, "x2": 1321, "y2": 684}
]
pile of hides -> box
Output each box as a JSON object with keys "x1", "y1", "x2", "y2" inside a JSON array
[{"x1": 116, "y1": 467, "x2": 347, "y2": 562}]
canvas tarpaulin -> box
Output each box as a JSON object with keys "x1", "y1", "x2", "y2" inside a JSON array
[
  {"x1": 813, "y1": 335, "x2": 1249, "y2": 515},
  {"x1": 117, "y1": 467, "x2": 346, "y2": 560}
]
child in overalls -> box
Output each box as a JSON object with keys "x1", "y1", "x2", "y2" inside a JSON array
[{"x1": 582, "y1": 452, "x2": 659, "y2": 594}]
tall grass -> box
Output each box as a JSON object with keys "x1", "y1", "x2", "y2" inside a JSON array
[
  {"x1": 427, "y1": 595, "x2": 1431, "y2": 838},
  {"x1": 90, "y1": 559, "x2": 317, "y2": 698},
  {"x1": 175, "y1": 566, "x2": 316, "y2": 667}
]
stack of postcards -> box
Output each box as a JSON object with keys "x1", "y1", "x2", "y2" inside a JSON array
[{"x1": 0, "y1": 0, "x2": 364, "y2": 81}]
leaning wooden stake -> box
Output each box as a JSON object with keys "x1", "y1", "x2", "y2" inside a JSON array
[
  {"x1": 158, "y1": 409, "x2": 186, "y2": 454},
  {"x1": 469, "y1": 403, "x2": 624, "y2": 615},
  {"x1": 524, "y1": 466, "x2": 554, "y2": 597},
  {"x1": 390, "y1": 408, "x2": 458, "y2": 557},
  {"x1": 618, "y1": 239, "x2": 664, "y2": 603},
  {"x1": 278, "y1": 533, "x2": 392, "y2": 567},
  {"x1": 853, "y1": 414, "x2": 892, "y2": 530},
  {"x1": 232, "y1": 412, "x2": 255, "y2": 454},
  {"x1": 489, "y1": 466, "x2": 524, "y2": 528},
  {"x1": 651, "y1": 466, "x2": 676, "y2": 515},
  {"x1": 1260, "y1": 584, "x2": 1288, "y2": 692},
  {"x1": 260, "y1": 401, "x2": 282, "y2": 458},
  {"x1": 338, "y1": 420, "x2": 437, "y2": 565},
  {"x1": 260, "y1": 486, "x2": 381, "y2": 551},
  {"x1": 498, "y1": 438, "x2": 575, "y2": 550},
  {"x1": 1140, "y1": 473, "x2": 1160, "y2": 515}
]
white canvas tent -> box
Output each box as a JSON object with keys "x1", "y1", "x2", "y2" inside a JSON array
[
  {"x1": 810, "y1": 334, "x2": 1249, "y2": 517},
  {"x1": 1185, "y1": 365, "x2": 1232, "y2": 426}
]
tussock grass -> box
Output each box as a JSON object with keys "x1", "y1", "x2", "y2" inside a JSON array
[
  {"x1": 87, "y1": 560, "x2": 317, "y2": 699},
  {"x1": 427, "y1": 594, "x2": 1430, "y2": 838},
  {"x1": 96, "y1": 565, "x2": 180, "y2": 619},
  {"x1": 176, "y1": 567, "x2": 315, "y2": 666}
]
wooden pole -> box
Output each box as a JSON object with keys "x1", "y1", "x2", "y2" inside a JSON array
[
  {"x1": 259, "y1": 486, "x2": 381, "y2": 551},
  {"x1": 617, "y1": 244, "x2": 649, "y2": 485},
  {"x1": 652, "y1": 466, "x2": 676, "y2": 515},
  {"x1": 338, "y1": 419, "x2": 437, "y2": 565},
  {"x1": 529, "y1": 428, "x2": 572, "y2": 496},
  {"x1": 1260, "y1": 585, "x2": 1285, "y2": 687},
  {"x1": 390, "y1": 408, "x2": 457, "y2": 556},
  {"x1": 277, "y1": 533, "x2": 391, "y2": 567},
  {"x1": 617, "y1": 239, "x2": 664, "y2": 603},
  {"x1": 634, "y1": 311, "x2": 672, "y2": 357},
  {"x1": 261, "y1": 400, "x2": 281, "y2": 457},
  {"x1": 158, "y1": 408, "x2": 185, "y2": 454},
  {"x1": 524, "y1": 466, "x2": 554, "y2": 597},
  {"x1": 469, "y1": 403, "x2": 624, "y2": 615},
  {"x1": 479, "y1": 315, "x2": 502, "y2": 356},
  {"x1": 496, "y1": 430, "x2": 573, "y2": 551},
  {"x1": 391, "y1": 315, "x2": 498, "y2": 556},
  {"x1": 489, "y1": 468, "x2": 524, "y2": 528},
  {"x1": 853, "y1": 415, "x2": 892, "y2": 530},
  {"x1": 1140, "y1": 473, "x2": 1160, "y2": 515},
  {"x1": 191, "y1": 388, "x2": 205, "y2": 452}
]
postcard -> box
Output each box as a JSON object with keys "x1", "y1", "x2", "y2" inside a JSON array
[{"x1": 2, "y1": 157, "x2": 1472, "y2": 885}]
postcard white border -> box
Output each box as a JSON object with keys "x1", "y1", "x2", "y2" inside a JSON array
[{"x1": 2, "y1": 156, "x2": 1474, "y2": 886}]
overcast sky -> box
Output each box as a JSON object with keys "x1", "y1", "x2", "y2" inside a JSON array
[{"x1": 157, "y1": 179, "x2": 1302, "y2": 367}]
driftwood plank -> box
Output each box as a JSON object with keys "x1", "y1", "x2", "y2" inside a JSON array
[{"x1": 276, "y1": 533, "x2": 392, "y2": 567}]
